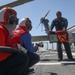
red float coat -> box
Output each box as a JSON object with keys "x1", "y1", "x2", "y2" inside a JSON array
[
  {"x1": 0, "y1": 25, "x2": 17, "y2": 62},
  {"x1": 13, "y1": 27, "x2": 28, "y2": 45}
]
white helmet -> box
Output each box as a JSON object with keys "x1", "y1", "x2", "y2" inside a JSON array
[{"x1": 18, "y1": 18, "x2": 32, "y2": 31}]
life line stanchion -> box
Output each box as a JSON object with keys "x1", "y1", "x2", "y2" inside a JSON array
[{"x1": 56, "y1": 30, "x2": 69, "y2": 43}]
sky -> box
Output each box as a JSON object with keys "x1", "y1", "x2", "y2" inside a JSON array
[
  {"x1": 0, "y1": 0, "x2": 75, "y2": 49},
  {"x1": 0, "y1": 0, "x2": 75, "y2": 36}
]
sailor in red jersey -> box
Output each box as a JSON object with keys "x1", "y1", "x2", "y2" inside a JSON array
[{"x1": 0, "y1": 7, "x2": 29, "y2": 75}]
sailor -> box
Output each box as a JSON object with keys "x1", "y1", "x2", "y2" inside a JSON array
[
  {"x1": 13, "y1": 18, "x2": 40, "y2": 74},
  {"x1": 0, "y1": 7, "x2": 29, "y2": 75},
  {"x1": 49, "y1": 11, "x2": 74, "y2": 61}
]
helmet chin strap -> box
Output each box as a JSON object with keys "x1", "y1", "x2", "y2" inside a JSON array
[
  {"x1": 27, "y1": 23, "x2": 32, "y2": 31},
  {"x1": 5, "y1": 15, "x2": 18, "y2": 36}
]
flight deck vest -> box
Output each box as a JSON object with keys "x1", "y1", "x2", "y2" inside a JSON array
[
  {"x1": 13, "y1": 27, "x2": 28, "y2": 45},
  {"x1": 0, "y1": 25, "x2": 17, "y2": 62}
]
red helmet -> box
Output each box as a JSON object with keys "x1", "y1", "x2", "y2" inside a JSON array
[{"x1": 0, "y1": 7, "x2": 17, "y2": 24}]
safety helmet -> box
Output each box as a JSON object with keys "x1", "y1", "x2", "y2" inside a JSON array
[
  {"x1": 0, "y1": 7, "x2": 18, "y2": 24},
  {"x1": 18, "y1": 18, "x2": 32, "y2": 31}
]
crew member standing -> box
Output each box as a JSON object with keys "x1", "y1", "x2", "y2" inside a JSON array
[{"x1": 49, "y1": 11, "x2": 74, "y2": 61}]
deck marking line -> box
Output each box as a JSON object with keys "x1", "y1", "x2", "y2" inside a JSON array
[{"x1": 35, "y1": 62, "x2": 61, "y2": 65}]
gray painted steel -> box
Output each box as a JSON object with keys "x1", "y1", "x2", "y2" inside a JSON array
[
  {"x1": 30, "y1": 50, "x2": 75, "y2": 75},
  {"x1": 0, "y1": 0, "x2": 33, "y2": 9}
]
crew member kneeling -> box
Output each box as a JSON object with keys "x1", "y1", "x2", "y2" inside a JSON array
[
  {"x1": 13, "y1": 18, "x2": 40, "y2": 73},
  {"x1": 0, "y1": 7, "x2": 29, "y2": 75}
]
